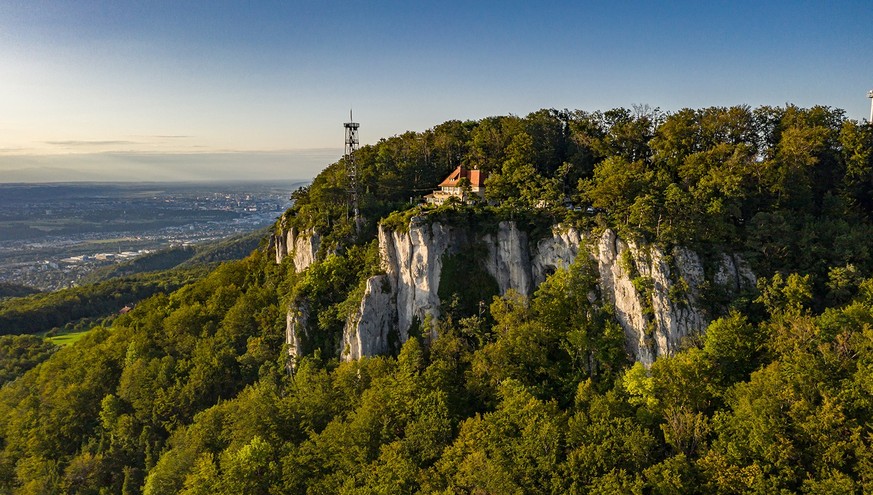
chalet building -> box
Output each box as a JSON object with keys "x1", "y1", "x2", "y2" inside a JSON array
[{"x1": 424, "y1": 166, "x2": 487, "y2": 205}]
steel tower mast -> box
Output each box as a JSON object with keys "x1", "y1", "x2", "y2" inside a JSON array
[{"x1": 344, "y1": 111, "x2": 361, "y2": 230}]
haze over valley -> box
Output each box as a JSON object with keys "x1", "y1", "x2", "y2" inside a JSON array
[{"x1": 0, "y1": 181, "x2": 303, "y2": 289}]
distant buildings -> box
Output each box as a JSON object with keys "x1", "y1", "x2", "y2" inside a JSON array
[{"x1": 424, "y1": 166, "x2": 487, "y2": 205}]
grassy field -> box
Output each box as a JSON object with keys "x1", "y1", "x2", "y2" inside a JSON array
[{"x1": 45, "y1": 329, "x2": 91, "y2": 347}]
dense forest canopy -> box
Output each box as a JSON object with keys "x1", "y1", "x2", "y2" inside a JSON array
[
  {"x1": 2, "y1": 105, "x2": 873, "y2": 494},
  {"x1": 289, "y1": 105, "x2": 873, "y2": 280},
  {"x1": 284, "y1": 104, "x2": 873, "y2": 316}
]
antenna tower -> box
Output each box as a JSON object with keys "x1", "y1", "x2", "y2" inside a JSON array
[{"x1": 344, "y1": 111, "x2": 361, "y2": 229}]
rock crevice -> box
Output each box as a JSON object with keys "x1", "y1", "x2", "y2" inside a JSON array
[{"x1": 272, "y1": 226, "x2": 320, "y2": 272}]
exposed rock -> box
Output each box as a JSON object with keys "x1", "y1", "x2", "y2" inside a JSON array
[
  {"x1": 272, "y1": 226, "x2": 320, "y2": 273},
  {"x1": 343, "y1": 219, "x2": 590, "y2": 362},
  {"x1": 593, "y1": 231, "x2": 713, "y2": 365},
  {"x1": 380, "y1": 219, "x2": 461, "y2": 344},
  {"x1": 714, "y1": 253, "x2": 757, "y2": 291},
  {"x1": 644, "y1": 247, "x2": 704, "y2": 362},
  {"x1": 285, "y1": 303, "x2": 308, "y2": 370},
  {"x1": 332, "y1": 217, "x2": 754, "y2": 366},
  {"x1": 595, "y1": 230, "x2": 654, "y2": 363},
  {"x1": 483, "y1": 222, "x2": 533, "y2": 295},
  {"x1": 531, "y1": 226, "x2": 584, "y2": 287},
  {"x1": 274, "y1": 224, "x2": 320, "y2": 367},
  {"x1": 341, "y1": 275, "x2": 397, "y2": 361},
  {"x1": 271, "y1": 230, "x2": 286, "y2": 264},
  {"x1": 652, "y1": 247, "x2": 706, "y2": 357}
]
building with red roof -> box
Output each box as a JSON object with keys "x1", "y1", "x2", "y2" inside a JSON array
[{"x1": 424, "y1": 166, "x2": 487, "y2": 205}]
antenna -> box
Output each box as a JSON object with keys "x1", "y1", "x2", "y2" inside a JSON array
[
  {"x1": 344, "y1": 110, "x2": 361, "y2": 230},
  {"x1": 868, "y1": 89, "x2": 873, "y2": 123}
]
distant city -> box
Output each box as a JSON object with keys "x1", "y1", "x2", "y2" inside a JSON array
[{"x1": 0, "y1": 181, "x2": 307, "y2": 290}]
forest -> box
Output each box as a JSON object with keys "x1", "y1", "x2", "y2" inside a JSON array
[{"x1": 2, "y1": 104, "x2": 873, "y2": 494}]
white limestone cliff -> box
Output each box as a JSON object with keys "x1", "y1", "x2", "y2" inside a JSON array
[
  {"x1": 285, "y1": 303, "x2": 308, "y2": 370},
  {"x1": 482, "y1": 222, "x2": 534, "y2": 295},
  {"x1": 594, "y1": 231, "x2": 730, "y2": 364},
  {"x1": 272, "y1": 226, "x2": 320, "y2": 273},
  {"x1": 341, "y1": 275, "x2": 397, "y2": 359},
  {"x1": 340, "y1": 218, "x2": 756, "y2": 365},
  {"x1": 272, "y1": 224, "x2": 321, "y2": 367},
  {"x1": 378, "y1": 218, "x2": 459, "y2": 346},
  {"x1": 531, "y1": 227, "x2": 585, "y2": 287}
]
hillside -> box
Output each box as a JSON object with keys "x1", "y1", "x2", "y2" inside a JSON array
[
  {"x1": 0, "y1": 283, "x2": 40, "y2": 300},
  {"x1": 0, "y1": 228, "x2": 268, "y2": 337},
  {"x1": 81, "y1": 227, "x2": 268, "y2": 284},
  {"x1": 2, "y1": 105, "x2": 873, "y2": 494}
]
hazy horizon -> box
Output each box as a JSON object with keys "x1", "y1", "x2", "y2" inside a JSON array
[{"x1": 0, "y1": 148, "x2": 339, "y2": 183}]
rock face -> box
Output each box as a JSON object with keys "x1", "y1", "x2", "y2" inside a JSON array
[
  {"x1": 340, "y1": 218, "x2": 756, "y2": 365},
  {"x1": 482, "y1": 222, "x2": 534, "y2": 295},
  {"x1": 271, "y1": 226, "x2": 320, "y2": 272},
  {"x1": 285, "y1": 305, "x2": 308, "y2": 370},
  {"x1": 595, "y1": 230, "x2": 721, "y2": 364},
  {"x1": 714, "y1": 253, "x2": 756, "y2": 293},
  {"x1": 271, "y1": 224, "x2": 321, "y2": 367},
  {"x1": 378, "y1": 218, "x2": 460, "y2": 346},
  {"x1": 531, "y1": 228, "x2": 585, "y2": 288},
  {"x1": 341, "y1": 275, "x2": 397, "y2": 359},
  {"x1": 342, "y1": 220, "x2": 588, "y2": 360}
]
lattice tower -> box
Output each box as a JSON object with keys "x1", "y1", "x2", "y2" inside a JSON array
[{"x1": 344, "y1": 111, "x2": 360, "y2": 228}]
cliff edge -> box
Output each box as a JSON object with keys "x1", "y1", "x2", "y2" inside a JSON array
[{"x1": 337, "y1": 218, "x2": 755, "y2": 365}]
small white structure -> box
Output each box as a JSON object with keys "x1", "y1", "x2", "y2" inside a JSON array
[{"x1": 868, "y1": 89, "x2": 873, "y2": 123}]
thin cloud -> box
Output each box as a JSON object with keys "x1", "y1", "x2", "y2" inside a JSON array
[
  {"x1": 95, "y1": 147, "x2": 343, "y2": 156},
  {"x1": 45, "y1": 140, "x2": 138, "y2": 146}
]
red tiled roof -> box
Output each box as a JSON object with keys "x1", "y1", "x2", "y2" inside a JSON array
[{"x1": 438, "y1": 166, "x2": 487, "y2": 188}]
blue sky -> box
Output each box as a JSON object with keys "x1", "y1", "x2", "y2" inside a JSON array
[{"x1": 1, "y1": 0, "x2": 871, "y2": 181}]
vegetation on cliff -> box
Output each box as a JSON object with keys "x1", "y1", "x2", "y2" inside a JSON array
[
  {"x1": 286, "y1": 105, "x2": 873, "y2": 306},
  {"x1": 2, "y1": 105, "x2": 873, "y2": 493}
]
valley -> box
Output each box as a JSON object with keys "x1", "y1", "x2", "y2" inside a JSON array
[{"x1": 0, "y1": 181, "x2": 305, "y2": 289}]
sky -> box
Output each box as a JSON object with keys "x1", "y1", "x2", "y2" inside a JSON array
[{"x1": 1, "y1": 0, "x2": 871, "y2": 182}]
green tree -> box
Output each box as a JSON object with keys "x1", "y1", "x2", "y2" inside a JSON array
[
  {"x1": 434, "y1": 380, "x2": 565, "y2": 495},
  {"x1": 756, "y1": 272, "x2": 812, "y2": 318}
]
